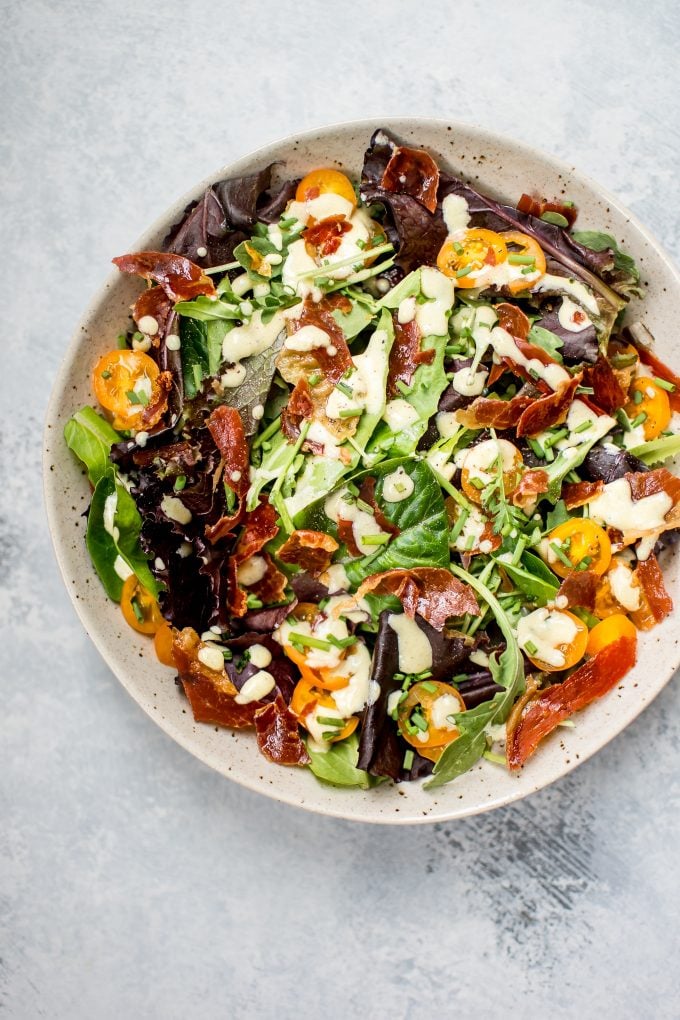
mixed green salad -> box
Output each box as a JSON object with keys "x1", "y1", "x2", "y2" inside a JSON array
[{"x1": 65, "y1": 128, "x2": 680, "y2": 789}]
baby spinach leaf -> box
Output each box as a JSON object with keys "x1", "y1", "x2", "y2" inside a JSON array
[
  {"x1": 113, "y1": 482, "x2": 159, "y2": 597},
  {"x1": 331, "y1": 299, "x2": 375, "y2": 340},
  {"x1": 64, "y1": 406, "x2": 121, "y2": 486},
  {"x1": 344, "y1": 460, "x2": 449, "y2": 586},
  {"x1": 528, "y1": 324, "x2": 564, "y2": 363},
  {"x1": 306, "y1": 732, "x2": 372, "y2": 788},
  {"x1": 86, "y1": 475, "x2": 125, "y2": 600},
  {"x1": 426, "y1": 565, "x2": 524, "y2": 789},
  {"x1": 174, "y1": 296, "x2": 241, "y2": 322}
]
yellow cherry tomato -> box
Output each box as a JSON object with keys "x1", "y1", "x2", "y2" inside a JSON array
[
  {"x1": 295, "y1": 168, "x2": 357, "y2": 209},
  {"x1": 500, "y1": 230, "x2": 547, "y2": 294},
  {"x1": 460, "y1": 439, "x2": 523, "y2": 506},
  {"x1": 624, "y1": 376, "x2": 671, "y2": 440},
  {"x1": 587, "y1": 614, "x2": 638, "y2": 657},
  {"x1": 93, "y1": 349, "x2": 159, "y2": 429},
  {"x1": 290, "y1": 679, "x2": 358, "y2": 742},
  {"x1": 523, "y1": 609, "x2": 589, "y2": 673},
  {"x1": 437, "y1": 228, "x2": 508, "y2": 286},
  {"x1": 397, "y1": 681, "x2": 466, "y2": 761},
  {"x1": 547, "y1": 519, "x2": 612, "y2": 579},
  {"x1": 154, "y1": 621, "x2": 177, "y2": 666},
  {"x1": 120, "y1": 575, "x2": 163, "y2": 635}
]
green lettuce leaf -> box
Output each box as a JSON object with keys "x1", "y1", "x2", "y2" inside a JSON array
[
  {"x1": 528, "y1": 324, "x2": 564, "y2": 363},
  {"x1": 63, "y1": 406, "x2": 121, "y2": 486},
  {"x1": 500, "y1": 552, "x2": 559, "y2": 607},
  {"x1": 627, "y1": 433, "x2": 680, "y2": 465},
  {"x1": 306, "y1": 732, "x2": 371, "y2": 788}
]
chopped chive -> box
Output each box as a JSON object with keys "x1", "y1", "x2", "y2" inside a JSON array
[
  {"x1": 174, "y1": 475, "x2": 187, "y2": 492},
  {"x1": 449, "y1": 508, "x2": 470, "y2": 544},
  {"x1": 574, "y1": 419, "x2": 594, "y2": 434},
  {"x1": 346, "y1": 481, "x2": 360, "y2": 497},
  {"x1": 562, "y1": 200, "x2": 575, "y2": 207},
  {"x1": 468, "y1": 477, "x2": 485, "y2": 490},
  {"x1": 355, "y1": 239, "x2": 366, "y2": 250},
  {"x1": 288, "y1": 632, "x2": 332, "y2": 651},
  {"x1": 520, "y1": 266, "x2": 536, "y2": 276},
  {"x1": 507, "y1": 254, "x2": 536, "y2": 266},
  {"x1": 549, "y1": 541, "x2": 573, "y2": 569},
  {"x1": 410, "y1": 711, "x2": 428, "y2": 732},
  {"x1": 544, "y1": 427, "x2": 569, "y2": 448},
  {"x1": 421, "y1": 681, "x2": 437, "y2": 693},
  {"x1": 321, "y1": 731, "x2": 340, "y2": 741},
  {"x1": 395, "y1": 380, "x2": 412, "y2": 397},
  {"x1": 576, "y1": 385, "x2": 594, "y2": 395},
  {"x1": 100, "y1": 370, "x2": 112, "y2": 380},
  {"x1": 356, "y1": 498, "x2": 373, "y2": 515},
  {"x1": 452, "y1": 241, "x2": 464, "y2": 255},
  {"x1": 543, "y1": 445, "x2": 555, "y2": 462},
  {"x1": 632, "y1": 388, "x2": 644, "y2": 405},
  {"x1": 130, "y1": 596, "x2": 145, "y2": 624},
  {"x1": 616, "y1": 408, "x2": 632, "y2": 432},
  {"x1": 316, "y1": 716, "x2": 344, "y2": 728},
  {"x1": 335, "y1": 380, "x2": 353, "y2": 398},
  {"x1": 327, "y1": 634, "x2": 356, "y2": 649},
  {"x1": 653, "y1": 376, "x2": 676, "y2": 392},
  {"x1": 464, "y1": 533, "x2": 475, "y2": 550},
  {"x1": 251, "y1": 415, "x2": 282, "y2": 450},
  {"x1": 540, "y1": 211, "x2": 569, "y2": 227},
  {"x1": 631, "y1": 412, "x2": 647, "y2": 428},
  {"x1": 221, "y1": 648, "x2": 233, "y2": 661},
  {"x1": 116, "y1": 334, "x2": 128, "y2": 349},
  {"x1": 403, "y1": 749, "x2": 415, "y2": 770},
  {"x1": 456, "y1": 264, "x2": 475, "y2": 279},
  {"x1": 527, "y1": 438, "x2": 545, "y2": 459},
  {"x1": 338, "y1": 407, "x2": 362, "y2": 418},
  {"x1": 524, "y1": 639, "x2": 539, "y2": 656},
  {"x1": 246, "y1": 595, "x2": 263, "y2": 609},
  {"x1": 361, "y1": 533, "x2": 390, "y2": 546},
  {"x1": 308, "y1": 372, "x2": 322, "y2": 386},
  {"x1": 610, "y1": 352, "x2": 638, "y2": 368}
]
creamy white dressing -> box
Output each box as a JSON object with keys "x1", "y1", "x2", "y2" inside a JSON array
[
  {"x1": 558, "y1": 296, "x2": 593, "y2": 333},
  {"x1": 286, "y1": 192, "x2": 355, "y2": 226},
  {"x1": 324, "y1": 486, "x2": 387, "y2": 554},
  {"x1": 331, "y1": 641, "x2": 375, "y2": 717},
  {"x1": 442, "y1": 193, "x2": 470, "y2": 236},
  {"x1": 197, "y1": 645, "x2": 225, "y2": 672},
  {"x1": 382, "y1": 466, "x2": 415, "y2": 502},
  {"x1": 160, "y1": 495, "x2": 192, "y2": 525},
  {"x1": 103, "y1": 491, "x2": 119, "y2": 541},
  {"x1": 383, "y1": 398, "x2": 420, "y2": 430},
  {"x1": 387, "y1": 613, "x2": 433, "y2": 674},
  {"x1": 427, "y1": 447, "x2": 457, "y2": 482},
  {"x1": 281, "y1": 239, "x2": 323, "y2": 302},
  {"x1": 234, "y1": 669, "x2": 276, "y2": 705},
  {"x1": 137, "y1": 314, "x2": 159, "y2": 336},
  {"x1": 325, "y1": 328, "x2": 390, "y2": 421},
  {"x1": 221, "y1": 363, "x2": 248, "y2": 388},
  {"x1": 436, "y1": 411, "x2": 461, "y2": 440},
  {"x1": 231, "y1": 273, "x2": 253, "y2": 297},
  {"x1": 517, "y1": 608, "x2": 579, "y2": 668},
  {"x1": 113, "y1": 555, "x2": 134, "y2": 581},
  {"x1": 623, "y1": 423, "x2": 648, "y2": 450},
  {"x1": 397, "y1": 296, "x2": 417, "y2": 324},
  {"x1": 415, "y1": 267, "x2": 455, "y2": 336},
  {"x1": 450, "y1": 505, "x2": 487, "y2": 553},
  {"x1": 489, "y1": 325, "x2": 570, "y2": 391},
  {"x1": 222, "y1": 309, "x2": 286, "y2": 365},
  {"x1": 608, "y1": 560, "x2": 641, "y2": 612},
  {"x1": 165, "y1": 333, "x2": 181, "y2": 351},
  {"x1": 430, "y1": 694, "x2": 461, "y2": 732},
  {"x1": 236, "y1": 555, "x2": 268, "y2": 586},
  {"x1": 284, "y1": 324, "x2": 335, "y2": 353},
  {"x1": 321, "y1": 563, "x2": 350, "y2": 593},
  {"x1": 469, "y1": 649, "x2": 490, "y2": 667},
  {"x1": 552, "y1": 399, "x2": 616, "y2": 450},
  {"x1": 462, "y1": 438, "x2": 519, "y2": 488},
  {"x1": 451, "y1": 365, "x2": 488, "y2": 396},
  {"x1": 532, "y1": 273, "x2": 600, "y2": 317},
  {"x1": 587, "y1": 477, "x2": 672, "y2": 556}
]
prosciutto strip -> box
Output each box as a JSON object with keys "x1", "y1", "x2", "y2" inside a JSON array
[
  {"x1": 112, "y1": 251, "x2": 217, "y2": 301},
  {"x1": 357, "y1": 568, "x2": 479, "y2": 630},
  {"x1": 388, "y1": 317, "x2": 434, "y2": 397},
  {"x1": 381, "y1": 146, "x2": 440, "y2": 213},
  {"x1": 254, "y1": 695, "x2": 311, "y2": 765},
  {"x1": 278, "y1": 530, "x2": 339, "y2": 577}
]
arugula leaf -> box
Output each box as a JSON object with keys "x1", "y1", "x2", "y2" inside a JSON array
[
  {"x1": 174, "y1": 296, "x2": 241, "y2": 322},
  {"x1": 627, "y1": 433, "x2": 680, "y2": 465},
  {"x1": 64, "y1": 406, "x2": 121, "y2": 486},
  {"x1": 546, "y1": 499, "x2": 570, "y2": 530},
  {"x1": 528, "y1": 324, "x2": 564, "y2": 364},
  {"x1": 571, "y1": 230, "x2": 640, "y2": 287},
  {"x1": 344, "y1": 460, "x2": 450, "y2": 585},
  {"x1": 500, "y1": 554, "x2": 559, "y2": 607},
  {"x1": 542, "y1": 434, "x2": 605, "y2": 503},
  {"x1": 306, "y1": 732, "x2": 371, "y2": 788},
  {"x1": 426, "y1": 565, "x2": 524, "y2": 789}
]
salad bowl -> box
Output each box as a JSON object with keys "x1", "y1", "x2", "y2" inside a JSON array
[{"x1": 44, "y1": 118, "x2": 680, "y2": 823}]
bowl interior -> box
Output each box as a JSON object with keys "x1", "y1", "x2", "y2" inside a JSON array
[{"x1": 44, "y1": 118, "x2": 680, "y2": 823}]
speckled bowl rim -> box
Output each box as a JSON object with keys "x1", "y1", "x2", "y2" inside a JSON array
[{"x1": 44, "y1": 117, "x2": 680, "y2": 824}]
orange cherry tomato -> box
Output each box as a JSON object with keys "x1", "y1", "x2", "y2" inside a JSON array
[
  {"x1": 521, "y1": 609, "x2": 589, "y2": 673},
  {"x1": 154, "y1": 621, "x2": 177, "y2": 667},
  {"x1": 290, "y1": 679, "x2": 357, "y2": 742},
  {"x1": 547, "y1": 519, "x2": 612, "y2": 579},
  {"x1": 93, "y1": 350, "x2": 160, "y2": 429},
  {"x1": 295, "y1": 168, "x2": 357, "y2": 209},
  {"x1": 437, "y1": 228, "x2": 508, "y2": 287},
  {"x1": 587, "y1": 614, "x2": 638, "y2": 657},
  {"x1": 460, "y1": 439, "x2": 523, "y2": 506},
  {"x1": 624, "y1": 376, "x2": 671, "y2": 440},
  {"x1": 397, "y1": 681, "x2": 465, "y2": 760},
  {"x1": 120, "y1": 575, "x2": 163, "y2": 635},
  {"x1": 500, "y1": 230, "x2": 547, "y2": 294}
]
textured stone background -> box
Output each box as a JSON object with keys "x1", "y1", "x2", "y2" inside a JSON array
[{"x1": 2, "y1": 1, "x2": 679, "y2": 1017}]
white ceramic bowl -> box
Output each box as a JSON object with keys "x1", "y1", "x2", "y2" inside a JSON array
[{"x1": 44, "y1": 118, "x2": 680, "y2": 824}]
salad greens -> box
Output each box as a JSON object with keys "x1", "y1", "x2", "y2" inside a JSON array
[{"x1": 64, "y1": 126, "x2": 680, "y2": 790}]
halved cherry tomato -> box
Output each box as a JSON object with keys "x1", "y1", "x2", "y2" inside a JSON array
[
  {"x1": 624, "y1": 376, "x2": 671, "y2": 440},
  {"x1": 295, "y1": 168, "x2": 357, "y2": 209},
  {"x1": 587, "y1": 614, "x2": 638, "y2": 657},
  {"x1": 437, "y1": 228, "x2": 508, "y2": 287},
  {"x1": 397, "y1": 681, "x2": 465, "y2": 762},
  {"x1": 290, "y1": 679, "x2": 357, "y2": 742},
  {"x1": 460, "y1": 438, "x2": 523, "y2": 506},
  {"x1": 120, "y1": 575, "x2": 163, "y2": 635},
  {"x1": 547, "y1": 519, "x2": 612, "y2": 579},
  {"x1": 93, "y1": 350, "x2": 159, "y2": 429},
  {"x1": 154, "y1": 620, "x2": 177, "y2": 666},
  {"x1": 521, "y1": 609, "x2": 589, "y2": 673},
  {"x1": 500, "y1": 230, "x2": 547, "y2": 294}
]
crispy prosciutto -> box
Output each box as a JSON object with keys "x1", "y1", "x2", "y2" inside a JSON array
[
  {"x1": 172, "y1": 627, "x2": 258, "y2": 728},
  {"x1": 563, "y1": 479, "x2": 604, "y2": 509},
  {"x1": 556, "y1": 571, "x2": 598, "y2": 611},
  {"x1": 357, "y1": 568, "x2": 479, "y2": 630},
  {"x1": 227, "y1": 499, "x2": 287, "y2": 617},
  {"x1": 512, "y1": 469, "x2": 550, "y2": 510},
  {"x1": 381, "y1": 145, "x2": 440, "y2": 213},
  {"x1": 204, "y1": 406, "x2": 250, "y2": 543},
  {"x1": 582, "y1": 356, "x2": 627, "y2": 413},
  {"x1": 113, "y1": 251, "x2": 217, "y2": 302},
  {"x1": 254, "y1": 695, "x2": 310, "y2": 766},
  {"x1": 457, "y1": 375, "x2": 579, "y2": 436},
  {"x1": 303, "y1": 215, "x2": 352, "y2": 256},
  {"x1": 278, "y1": 530, "x2": 339, "y2": 577},
  {"x1": 388, "y1": 317, "x2": 434, "y2": 397},
  {"x1": 285, "y1": 296, "x2": 353, "y2": 383},
  {"x1": 516, "y1": 193, "x2": 578, "y2": 228},
  {"x1": 358, "y1": 477, "x2": 401, "y2": 538},
  {"x1": 507, "y1": 636, "x2": 637, "y2": 769},
  {"x1": 496, "y1": 302, "x2": 530, "y2": 341},
  {"x1": 631, "y1": 553, "x2": 673, "y2": 630},
  {"x1": 635, "y1": 346, "x2": 680, "y2": 413}
]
